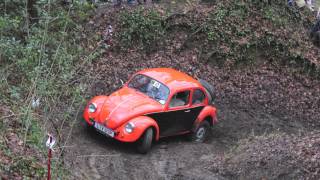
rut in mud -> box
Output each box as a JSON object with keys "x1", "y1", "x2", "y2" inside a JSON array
[{"x1": 62, "y1": 2, "x2": 320, "y2": 179}]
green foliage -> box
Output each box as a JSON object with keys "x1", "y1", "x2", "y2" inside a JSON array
[
  {"x1": 19, "y1": 106, "x2": 44, "y2": 148},
  {"x1": 0, "y1": 15, "x2": 22, "y2": 35},
  {"x1": 0, "y1": 0, "x2": 25, "y2": 18},
  {"x1": 0, "y1": 37, "x2": 24, "y2": 64},
  {"x1": 195, "y1": 0, "x2": 319, "y2": 76},
  {"x1": 207, "y1": 31, "x2": 215, "y2": 41},
  {"x1": 71, "y1": 1, "x2": 96, "y2": 22},
  {"x1": 204, "y1": 1, "x2": 250, "y2": 43},
  {"x1": 230, "y1": 1, "x2": 249, "y2": 21},
  {"x1": 10, "y1": 157, "x2": 46, "y2": 178},
  {"x1": 0, "y1": 0, "x2": 97, "y2": 178},
  {"x1": 263, "y1": 7, "x2": 289, "y2": 26},
  {"x1": 0, "y1": 155, "x2": 46, "y2": 179},
  {"x1": 118, "y1": 8, "x2": 166, "y2": 51},
  {"x1": 1, "y1": 1, "x2": 95, "y2": 91},
  {"x1": 214, "y1": 8, "x2": 228, "y2": 24}
]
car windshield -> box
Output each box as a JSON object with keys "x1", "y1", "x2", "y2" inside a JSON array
[{"x1": 128, "y1": 74, "x2": 170, "y2": 105}]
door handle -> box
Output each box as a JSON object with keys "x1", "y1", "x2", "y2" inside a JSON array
[{"x1": 184, "y1": 110, "x2": 191, "y2": 113}]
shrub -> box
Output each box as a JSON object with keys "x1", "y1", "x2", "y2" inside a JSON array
[
  {"x1": 117, "y1": 8, "x2": 166, "y2": 51},
  {"x1": 0, "y1": 0, "x2": 96, "y2": 178}
]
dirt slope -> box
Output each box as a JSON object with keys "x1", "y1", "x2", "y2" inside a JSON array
[
  {"x1": 62, "y1": 1, "x2": 320, "y2": 179},
  {"x1": 63, "y1": 51, "x2": 320, "y2": 179}
]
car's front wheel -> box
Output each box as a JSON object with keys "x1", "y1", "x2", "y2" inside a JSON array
[
  {"x1": 82, "y1": 120, "x2": 94, "y2": 132},
  {"x1": 137, "y1": 128, "x2": 153, "y2": 154},
  {"x1": 190, "y1": 121, "x2": 210, "y2": 143}
]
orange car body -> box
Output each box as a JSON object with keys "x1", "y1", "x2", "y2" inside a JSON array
[{"x1": 83, "y1": 68, "x2": 218, "y2": 143}]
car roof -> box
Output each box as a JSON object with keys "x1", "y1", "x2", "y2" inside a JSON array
[{"x1": 137, "y1": 68, "x2": 202, "y2": 91}]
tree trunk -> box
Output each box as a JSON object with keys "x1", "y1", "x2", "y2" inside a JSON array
[{"x1": 27, "y1": 0, "x2": 38, "y2": 23}]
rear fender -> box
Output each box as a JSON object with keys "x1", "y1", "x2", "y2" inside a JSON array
[
  {"x1": 115, "y1": 116, "x2": 159, "y2": 142},
  {"x1": 193, "y1": 106, "x2": 217, "y2": 131}
]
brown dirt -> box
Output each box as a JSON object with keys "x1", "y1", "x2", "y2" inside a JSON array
[
  {"x1": 210, "y1": 132, "x2": 320, "y2": 180},
  {"x1": 61, "y1": 2, "x2": 320, "y2": 180},
  {"x1": 62, "y1": 49, "x2": 320, "y2": 179}
]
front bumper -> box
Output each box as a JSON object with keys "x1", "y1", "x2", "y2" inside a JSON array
[{"x1": 84, "y1": 118, "x2": 142, "y2": 143}]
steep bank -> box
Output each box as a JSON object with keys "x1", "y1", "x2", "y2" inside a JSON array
[
  {"x1": 1, "y1": 0, "x2": 320, "y2": 179},
  {"x1": 63, "y1": 1, "x2": 320, "y2": 179}
]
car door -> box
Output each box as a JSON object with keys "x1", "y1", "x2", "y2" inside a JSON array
[
  {"x1": 174, "y1": 89, "x2": 207, "y2": 132},
  {"x1": 147, "y1": 90, "x2": 202, "y2": 137},
  {"x1": 188, "y1": 88, "x2": 207, "y2": 125},
  {"x1": 147, "y1": 90, "x2": 190, "y2": 136}
]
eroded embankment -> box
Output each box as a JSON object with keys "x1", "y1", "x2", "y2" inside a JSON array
[
  {"x1": 63, "y1": 1, "x2": 320, "y2": 179},
  {"x1": 63, "y1": 49, "x2": 320, "y2": 179}
]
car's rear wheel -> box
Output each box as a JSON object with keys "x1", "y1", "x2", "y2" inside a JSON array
[
  {"x1": 190, "y1": 121, "x2": 210, "y2": 143},
  {"x1": 198, "y1": 79, "x2": 215, "y2": 104},
  {"x1": 137, "y1": 128, "x2": 153, "y2": 154}
]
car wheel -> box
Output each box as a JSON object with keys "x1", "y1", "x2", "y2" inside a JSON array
[
  {"x1": 198, "y1": 79, "x2": 215, "y2": 104},
  {"x1": 190, "y1": 121, "x2": 210, "y2": 143},
  {"x1": 82, "y1": 120, "x2": 94, "y2": 133},
  {"x1": 137, "y1": 128, "x2": 153, "y2": 154}
]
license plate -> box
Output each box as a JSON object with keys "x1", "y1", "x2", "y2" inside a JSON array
[{"x1": 94, "y1": 122, "x2": 115, "y2": 138}]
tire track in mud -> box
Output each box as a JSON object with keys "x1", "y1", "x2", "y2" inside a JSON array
[
  {"x1": 153, "y1": 144, "x2": 178, "y2": 179},
  {"x1": 88, "y1": 157, "x2": 101, "y2": 179},
  {"x1": 67, "y1": 83, "x2": 228, "y2": 179},
  {"x1": 64, "y1": 115, "x2": 229, "y2": 180}
]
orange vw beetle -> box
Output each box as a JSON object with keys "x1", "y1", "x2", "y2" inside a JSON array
[{"x1": 83, "y1": 68, "x2": 218, "y2": 153}]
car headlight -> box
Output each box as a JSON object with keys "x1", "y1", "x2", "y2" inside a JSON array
[
  {"x1": 88, "y1": 103, "x2": 97, "y2": 113},
  {"x1": 125, "y1": 122, "x2": 135, "y2": 133}
]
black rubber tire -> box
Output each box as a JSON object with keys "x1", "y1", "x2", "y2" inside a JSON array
[
  {"x1": 190, "y1": 121, "x2": 210, "y2": 143},
  {"x1": 198, "y1": 79, "x2": 215, "y2": 104},
  {"x1": 137, "y1": 128, "x2": 153, "y2": 154},
  {"x1": 83, "y1": 121, "x2": 95, "y2": 134}
]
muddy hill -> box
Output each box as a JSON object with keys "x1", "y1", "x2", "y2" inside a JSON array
[
  {"x1": 62, "y1": 1, "x2": 320, "y2": 179},
  {"x1": 1, "y1": 0, "x2": 320, "y2": 179}
]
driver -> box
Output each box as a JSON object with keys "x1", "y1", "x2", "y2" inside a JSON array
[
  {"x1": 135, "y1": 75, "x2": 150, "y2": 92},
  {"x1": 146, "y1": 82, "x2": 168, "y2": 104}
]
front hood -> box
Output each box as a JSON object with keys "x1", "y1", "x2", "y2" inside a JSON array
[{"x1": 96, "y1": 86, "x2": 163, "y2": 129}]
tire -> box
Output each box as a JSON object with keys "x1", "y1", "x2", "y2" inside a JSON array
[
  {"x1": 137, "y1": 128, "x2": 153, "y2": 154},
  {"x1": 83, "y1": 121, "x2": 95, "y2": 133},
  {"x1": 190, "y1": 121, "x2": 210, "y2": 143},
  {"x1": 198, "y1": 79, "x2": 215, "y2": 104}
]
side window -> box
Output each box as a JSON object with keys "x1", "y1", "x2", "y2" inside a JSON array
[
  {"x1": 192, "y1": 89, "x2": 205, "y2": 105},
  {"x1": 169, "y1": 91, "x2": 190, "y2": 108}
]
